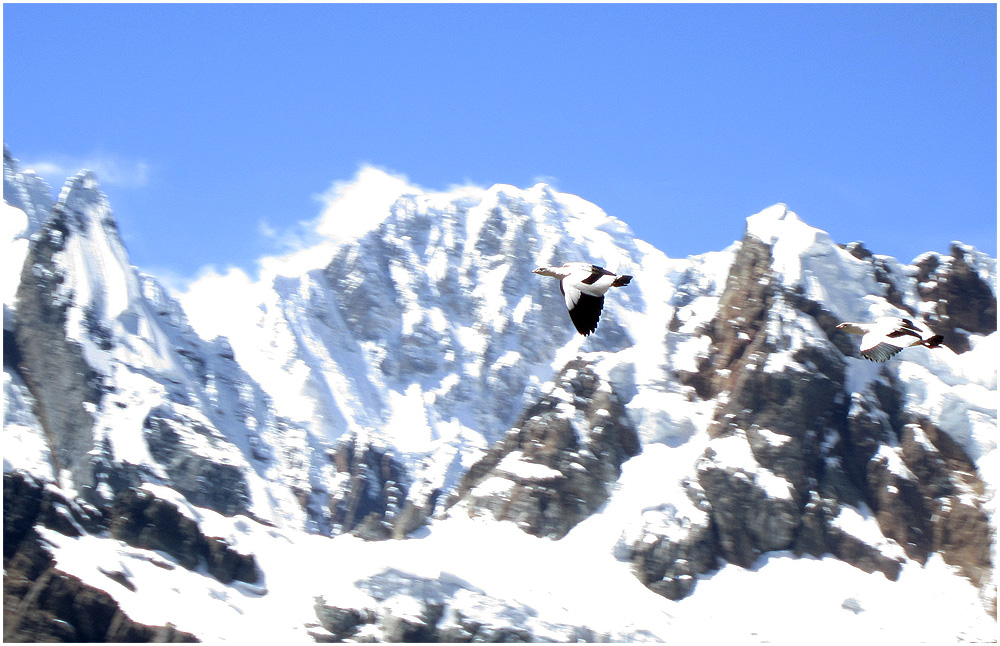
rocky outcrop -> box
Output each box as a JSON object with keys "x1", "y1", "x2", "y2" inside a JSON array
[
  {"x1": 844, "y1": 382, "x2": 994, "y2": 612},
  {"x1": 624, "y1": 486, "x2": 717, "y2": 600},
  {"x1": 841, "y1": 241, "x2": 914, "y2": 315},
  {"x1": 13, "y1": 201, "x2": 105, "y2": 491},
  {"x1": 5, "y1": 471, "x2": 259, "y2": 588},
  {"x1": 682, "y1": 231, "x2": 859, "y2": 573},
  {"x1": 311, "y1": 568, "x2": 605, "y2": 642},
  {"x1": 108, "y1": 487, "x2": 259, "y2": 585},
  {"x1": 326, "y1": 434, "x2": 414, "y2": 540},
  {"x1": 637, "y1": 224, "x2": 995, "y2": 608},
  {"x1": 142, "y1": 406, "x2": 251, "y2": 517},
  {"x1": 3, "y1": 472, "x2": 199, "y2": 642},
  {"x1": 681, "y1": 235, "x2": 776, "y2": 400},
  {"x1": 914, "y1": 244, "x2": 997, "y2": 353},
  {"x1": 449, "y1": 360, "x2": 640, "y2": 539}
]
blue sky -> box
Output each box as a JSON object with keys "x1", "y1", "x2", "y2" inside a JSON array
[{"x1": 4, "y1": 3, "x2": 996, "y2": 286}]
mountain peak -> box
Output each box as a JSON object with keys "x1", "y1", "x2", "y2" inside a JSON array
[
  {"x1": 744, "y1": 203, "x2": 805, "y2": 244},
  {"x1": 4, "y1": 148, "x2": 997, "y2": 642},
  {"x1": 3, "y1": 145, "x2": 55, "y2": 237}
]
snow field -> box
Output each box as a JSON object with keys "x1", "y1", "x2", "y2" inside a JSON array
[{"x1": 36, "y1": 443, "x2": 997, "y2": 644}]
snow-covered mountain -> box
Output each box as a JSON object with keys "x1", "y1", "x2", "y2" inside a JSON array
[{"x1": 4, "y1": 145, "x2": 996, "y2": 642}]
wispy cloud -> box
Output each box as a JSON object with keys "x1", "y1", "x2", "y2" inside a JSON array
[
  {"x1": 255, "y1": 217, "x2": 316, "y2": 256},
  {"x1": 531, "y1": 174, "x2": 561, "y2": 191},
  {"x1": 311, "y1": 164, "x2": 423, "y2": 240},
  {"x1": 22, "y1": 153, "x2": 151, "y2": 189}
]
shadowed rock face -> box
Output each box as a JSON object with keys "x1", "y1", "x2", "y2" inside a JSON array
[
  {"x1": 108, "y1": 486, "x2": 259, "y2": 585},
  {"x1": 3, "y1": 472, "x2": 200, "y2": 643},
  {"x1": 141, "y1": 407, "x2": 251, "y2": 517},
  {"x1": 450, "y1": 360, "x2": 640, "y2": 539},
  {"x1": 682, "y1": 235, "x2": 776, "y2": 401},
  {"x1": 915, "y1": 244, "x2": 997, "y2": 353},
  {"x1": 13, "y1": 204, "x2": 104, "y2": 491},
  {"x1": 325, "y1": 435, "x2": 413, "y2": 540},
  {"x1": 626, "y1": 486, "x2": 718, "y2": 601}
]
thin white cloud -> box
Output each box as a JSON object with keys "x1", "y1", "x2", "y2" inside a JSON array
[
  {"x1": 531, "y1": 175, "x2": 561, "y2": 191},
  {"x1": 311, "y1": 165, "x2": 422, "y2": 240},
  {"x1": 255, "y1": 217, "x2": 317, "y2": 258},
  {"x1": 174, "y1": 264, "x2": 261, "y2": 342},
  {"x1": 177, "y1": 164, "x2": 434, "y2": 341},
  {"x1": 257, "y1": 219, "x2": 279, "y2": 241},
  {"x1": 22, "y1": 153, "x2": 151, "y2": 189}
]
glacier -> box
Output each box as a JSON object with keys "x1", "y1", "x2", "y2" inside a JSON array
[{"x1": 3, "y1": 144, "x2": 996, "y2": 642}]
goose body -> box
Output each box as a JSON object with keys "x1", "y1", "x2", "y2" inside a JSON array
[
  {"x1": 836, "y1": 316, "x2": 944, "y2": 362},
  {"x1": 533, "y1": 262, "x2": 632, "y2": 336}
]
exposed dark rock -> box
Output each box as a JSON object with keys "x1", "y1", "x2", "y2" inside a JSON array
[
  {"x1": 840, "y1": 382, "x2": 993, "y2": 602},
  {"x1": 3, "y1": 474, "x2": 199, "y2": 642},
  {"x1": 141, "y1": 406, "x2": 251, "y2": 517},
  {"x1": 328, "y1": 435, "x2": 412, "y2": 539},
  {"x1": 900, "y1": 421, "x2": 992, "y2": 591},
  {"x1": 108, "y1": 487, "x2": 204, "y2": 569},
  {"x1": 314, "y1": 602, "x2": 376, "y2": 641},
  {"x1": 914, "y1": 244, "x2": 997, "y2": 353},
  {"x1": 316, "y1": 568, "x2": 607, "y2": 643},
  {"x1": 351, "y1": 511, "x2": 393, "y2": 542},
  {"x1": 204, "y1": 536, "x2": 259, "y2": 586},
  {"x1": 9, "y1": 473, "x2": 259, "y2": 589},
  {"x1": 3, "y1": 560, "x2": 199, "y2": 642},
  {"x1": 651, "y1": 225, "x2": 994, "y2": 609},
  {"x1": 841, "y1": 241, "x2": 913, "y2": 315},
  {"x1": 696, "y1": 446, "x2": 800, "y2": 568},
  {"x1": 4, "y1": 472, "x2": 46, "y2": 561},
  {"x1": 108, "y1": 487, "x2": 259, "y2": 585},
  {"x1": 684, "y1": 230, "x2": 851, "y2": 571},
  {"x1": 866, "y1": 446, "x2": 935, "y2": 562},
  {"x1": 3, "y1": 327, "x2": 22, "y2": 373},
  {"x1": 711, "y1": 342, "x2": 846, "y2": 496},
  {"x1": 390, "y1": 495, "x2": 437, "y2": 540},
  {"x1": 627, "y1": 484, "x2": 718, "y2": 600},
  {"x1": 13, "y1": 206, "x2": 104, "y2": 492},
  {"x1": 4, "y1": 472, "x2": 105, "y2": 554},
  {"x1": 842, "y1": 382, "x2": 899, "y2": 488},
  {"x1": 827, "y1": 526, "x2": 904, "y2": 580},
  {"x1": 380, "y1": 601, "x2": 444, "y2": 642},
  {"x1": 450, "y1": 360, "x2": 640, "y2": 539},
  {"x1": 681, "y1": 235, "x2": 775, "y2": 400}
]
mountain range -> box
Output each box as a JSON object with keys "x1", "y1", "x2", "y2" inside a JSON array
[{"x1": 3, "y1": 144, "x2": 996, "y2": 642}]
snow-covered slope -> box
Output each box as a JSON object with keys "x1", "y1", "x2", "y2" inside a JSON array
[
  {"x1": 3, "y1": 150, "x2": 311, "y2": 529},
  {"x1": 4, "y1": 148, "x2": 996, "y2": 642}
]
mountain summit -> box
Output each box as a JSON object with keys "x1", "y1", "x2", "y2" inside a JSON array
[{"x1": 4, "y1": 147, "x2": 996, "y2": 642}]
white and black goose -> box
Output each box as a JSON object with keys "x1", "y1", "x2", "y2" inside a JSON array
[
  {"x1": 533, "y1": 262, "x2": 632, "y2": 336},
  {"x1": 836, "y1": 316, "x2": 944, "y2": 362}
]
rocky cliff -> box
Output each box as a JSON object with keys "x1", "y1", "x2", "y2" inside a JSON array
[{"x1": 3, "y1": 148, "x2": 995, "y2": 641}]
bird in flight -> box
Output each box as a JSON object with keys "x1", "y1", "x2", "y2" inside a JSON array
[
  {"x1": 533, "y1": 262, "x2": 633, "y2": 336},
  {"x1": 836, "y1": 316, "x2": 944, "y2": 362}
]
